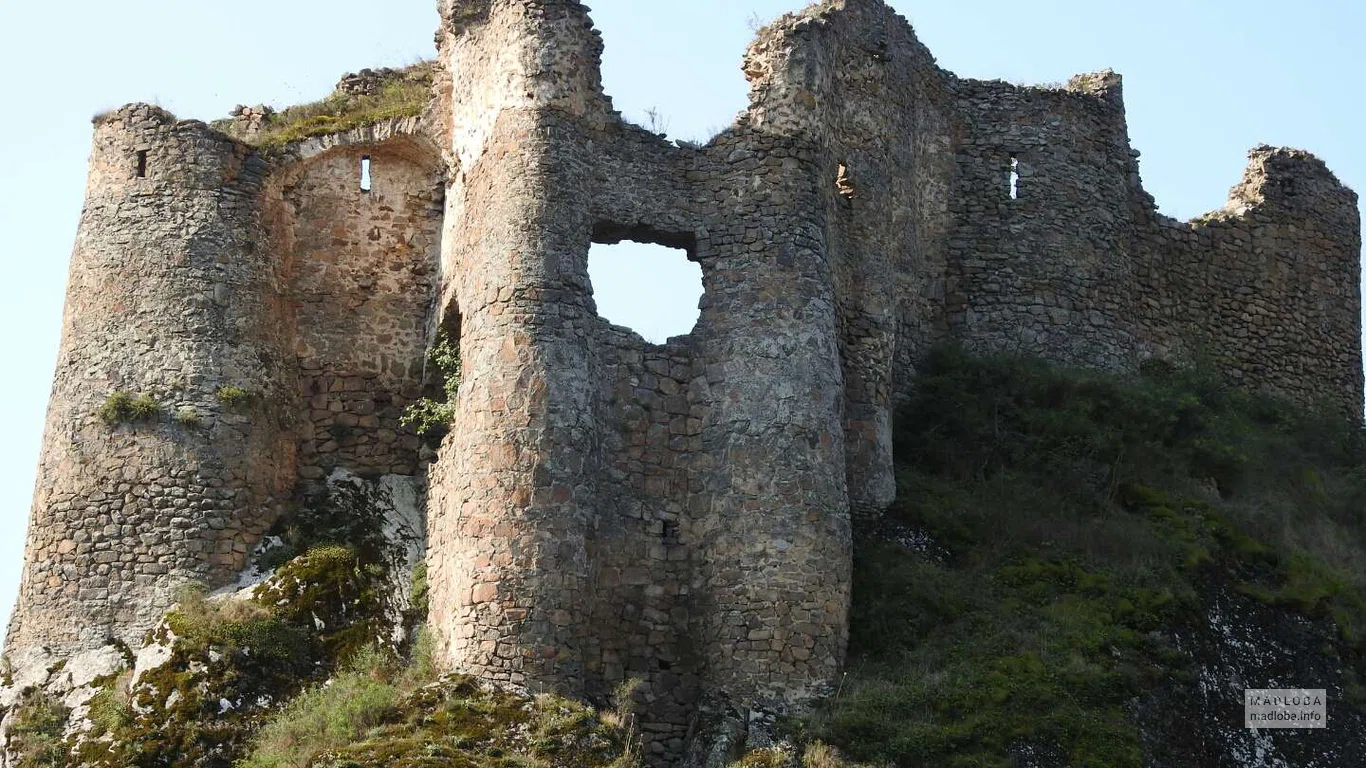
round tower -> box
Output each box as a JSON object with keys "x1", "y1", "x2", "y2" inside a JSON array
[
  {"x1": 426, "y1": 0, "x2": 614, "y2": 695},
  {"x1": 5, "y1": 105, "x2": 297, "y2": 658}
]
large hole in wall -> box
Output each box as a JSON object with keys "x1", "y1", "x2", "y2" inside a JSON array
[{"x1": 588, "y1": 224, "x2": 702, "y2": 344}]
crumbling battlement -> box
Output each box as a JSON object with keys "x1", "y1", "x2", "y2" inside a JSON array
[{"x1": 5, "y1": 0, "x2": 1361, "y2": 763}]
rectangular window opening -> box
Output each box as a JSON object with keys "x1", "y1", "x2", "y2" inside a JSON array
[
  {"x1": 360, "y1": 155, "x2": 372, "y2": 193},
  {"x1": 136, "y1": 150, "x2": 148, "y2": 178},
  {"x1": 1008, "y1": 156, "x2": 1019, "y2": 200}
]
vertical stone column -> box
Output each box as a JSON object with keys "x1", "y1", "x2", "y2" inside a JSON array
[
  {"x1": 691, "y1": 145, "x2": 853, "y2": 704},
  {"x1": 686, "y1": 11, "x2": 858, "y2": 705},
  {"x1": 5, "y1": 105, "x2": 296, "y2": 658},
  {"x1": 427, "y1": 0, "x2": 611, "y2": 695}
]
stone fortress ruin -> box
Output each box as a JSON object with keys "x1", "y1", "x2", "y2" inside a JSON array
[{"x1": 5, "y1": 0, "x2": 1361, "y2": 761}]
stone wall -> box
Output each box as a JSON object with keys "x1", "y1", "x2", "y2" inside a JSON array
[
  {"x1": 264, "y1": 138, "x2": 445, "y2": 481},
  {"x1": 5, "y1": 106, "x2": 298, "y2": 657},
  {"x1": 423, "y1": 4, "x2": 1360, "y2": 761},
  {"x1": 427, "y1": 2, "x2": 855, "y2": 758},
  {"x1": 946, "y1": 72, "x2": 1144, "y2": 372},
  {"x1": 4, "y1": 111, "x2": 447, "y2": 667},
  {"x1": 5, "y1": 1, "x2": 1361, "y2": 765},
  {"x1": 1135, "y1": 146, "x2": 1363, "y2": 414}
]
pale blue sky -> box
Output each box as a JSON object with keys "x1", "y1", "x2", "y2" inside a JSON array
[{"x1": 1, "y1": 0, "x2": 1362, "y2": 633}]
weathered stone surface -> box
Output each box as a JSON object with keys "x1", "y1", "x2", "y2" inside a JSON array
[{"x1": 4, "y1": 1, "x2": 1361, "y2": 766}]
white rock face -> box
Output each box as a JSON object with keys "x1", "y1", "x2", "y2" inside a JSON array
[
  {"x1": 132, "y1": 630, "x2": 177, "y2": 687},
  {"x1": 0, "y1": 645, "x2": 55, "y2": 709},
  {"x1": 328, "y1": 469, "x2": 428, "y2": 644},
  {"x1": 63, "y1": 646, "x2": 126, "y2": 692}
]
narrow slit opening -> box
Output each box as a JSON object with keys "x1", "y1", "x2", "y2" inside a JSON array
[
  {"x1": 360, "y1": 155, "x2": 372, "y2": 192},
  {"x1": 136, "y1": 150, "x2": 148, "y2": 178},
  {"x1": 1008, "y1": 156, "x2": 1019, "y2": 200}
]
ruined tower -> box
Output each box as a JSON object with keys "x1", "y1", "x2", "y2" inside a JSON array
[
  {"x1": 5, "y1": 0, "x2": 1361, "y2": 761},
  {"x1": 5, "y1": 106, "x2": 298, "y2": 658}
]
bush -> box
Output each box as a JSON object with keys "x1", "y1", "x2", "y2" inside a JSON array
[
  {"x1": 239, "y1": 646, "x2": 403, "y2": 768},
  {"x1": 97, "y1": 391, "x2": 159, "y2": 425},
  {"x1": 86, "y1": 673, "x2": 133, "y2": 737},
  {"x1": 801, "y1": 346, "x2": 1366, "y2": 767},
  {"x1": 253, "y1": 546, "x2": 391, "y2": 662},
  {"x1": 407, "y1": 560, "x2": 429, "y2": 624},
  {"x1": 400, "y1": 329, "x2": 461, "y2": 437},
  {"x1": 7, "y1": 688, "x2": 71, "y2": 768},
  {"x1": 244, "y1": 626, "x2": 639, "y2": 768},
  {"x1": 259, "y1": 478, "x2": 401, "y2": 573}
]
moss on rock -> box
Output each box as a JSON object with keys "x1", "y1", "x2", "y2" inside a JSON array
[
  {"x1": 216, "y1": 63, "x2": 432, "y2": 148},
  {"x1": 311, "y1": 677, "x2": 635, "y2": 768},
  {"x1": 253, "y1": 545, "x2": 393, "y2": 662},
  {"x1": 6, "y1": 688, "x2": 71, "y2": 768},
  {"x1": 72, "y1": 544, "x2": 397, "y2": 768}
]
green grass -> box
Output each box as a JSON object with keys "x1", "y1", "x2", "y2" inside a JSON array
[
  {"x1": 241, "y1": 632, "x2": 640, "y2": 768},
  {"x1": 6, "y1": 688, "x2": 70, "y2": 768},
  {"x1": 238, "y1": 644, "x2": 413, "y2": 768},
  {"x1": 227, "y1": 64, "x2": 432, "y2": 148},
  {"x1": 97, "y1": 391, "x2": 160, "y2": 425},
  {"x1": 216, "y1": 386, "x2": 255, "y2": 408},
  {"x1": 72, "y1": 545, "x2": 397, "y2": 768},
  {"x1": 799, "y1": 346, "x2": 1366, "y2": 767}
]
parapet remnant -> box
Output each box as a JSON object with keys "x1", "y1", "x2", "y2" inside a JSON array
[{"x1": 5, "y1": 0, "x2": 1361, "y2": 763}]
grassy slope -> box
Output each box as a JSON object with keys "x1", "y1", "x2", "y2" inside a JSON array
[{"x1": 802, "y1": 348, "x2": 1366, "y2": 767}]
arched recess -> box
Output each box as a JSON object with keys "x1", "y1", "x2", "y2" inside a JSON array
[{"x1": 262, "y1": 133, "x2": 447, "y2": 481}]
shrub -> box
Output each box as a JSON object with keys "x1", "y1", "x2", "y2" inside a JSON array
[
  {"x1": 77, "y1": 579, "x2": 318, "y2": 766},
  {"x1": 244, "y1": 626, "x2": 639, "y2": 768},
  {"x1": 7, "y1": 688, "x2": 71, "y2": 768},
  {"x1": 253, "y1": 545, "x2": 391, "y2": 662},
  {"x1": 730, "y1": 746, "x2": 794, "y2": 768},
  {"x1": 86, "y1": 673, "x2": 133, "y2": 737},
  {"x1": 401, "y1": 329, "x2": 461, "y2": 436},
  {"x1": 407, "y1": 559, "x2": 429, "y2": 623},
  {"x1": 239, "y1": 645, "x2": 403, "y2": 768},
  {"x1": 259, "y1": 478, "x2": 402, "y2": 573},
  {"x1": 801, "y1": 346, "x2": 1366, "y2": 767},
  {"x1": 97, "y1": 391, "x2": 159, "y2": 425}
]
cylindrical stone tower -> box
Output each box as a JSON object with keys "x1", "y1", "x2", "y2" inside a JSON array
[
  {"x1": 5, "y1": 105, "x2": 297, "y2": 658},
  {"x1": 427, "y1": 0, "x2": 612, "y2": 695}
]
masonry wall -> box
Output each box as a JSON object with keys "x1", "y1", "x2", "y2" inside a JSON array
[
  {"x1": 428, "y1": 0, "x2": 1361, "y2": 761},
  {"x1": 427, "y1": 2, "x2": 856, "y2": 759},
  {"x1": 264, "y1": 138, "x2": 445, "y2": 482},
  {"x1": 945, "y1": 73, "x2": 1145, "y2": 372},
  {"x1": 427, "y1": 0, "x2": 610, "y2": 705},
  {"x1": 5, "y1": 1, "x2": 1361, "y2": 764},
  {"x1": 1134, "y1": 147, "x2": 1363, "y2": 415},
  {"x1": 5, "y1": 106, "x2": 298, "y2": 656},
  {"x1": 741, "y1": 0, "x2": 958, "y2": 515}
]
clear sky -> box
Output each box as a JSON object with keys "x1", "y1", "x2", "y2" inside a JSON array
[{"x1": 1, "y1": 0, "x2": 1362, "y2": 633}]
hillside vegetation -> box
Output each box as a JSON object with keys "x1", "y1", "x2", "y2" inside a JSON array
[{"x1": 799, "y1": 348, "x2": 1366, "y2": 767}]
